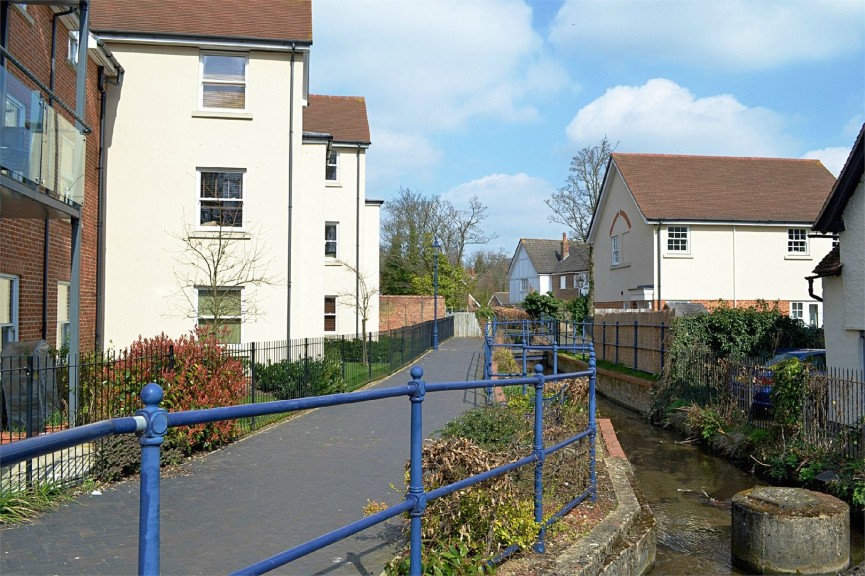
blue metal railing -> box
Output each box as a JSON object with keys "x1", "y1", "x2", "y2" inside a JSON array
[{"x1": 0, "y1": 354, "x2": 596, "y2": 575}]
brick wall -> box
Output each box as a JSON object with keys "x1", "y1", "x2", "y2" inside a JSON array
[
  {"x1": 594, "y1": 298, "x2": 792, "y2": 315},
  {"x1": 0, "y1": 5, "x2": 103, "y2": 349},
  {"x1": 380, "y1": 295, "x2": 446, "y2": 332}
]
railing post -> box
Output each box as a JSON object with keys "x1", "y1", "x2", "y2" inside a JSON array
[
  {"x1": 589, "y1": 344, "x2": 597, "y2": 502},
  {"x1": 136, "y1": 383, "x2": 168, "y2": 576},
  {"x1": 407, "y1": 366, "x2": 427, "y2": 576},
  {"x1": 659, "y1": 322, "x2": 666, "y2": 373},
  {"x1": 532, "y1": 364, "x2": 546, "y2": 553},
  {"x1": 602, "y1": 321, "x2": 606, "y2": 362},
  {"x1": 553, "y1": 342, "x2": 558, "y2": 375},
  {"x1": 633, "y1": 320, "x2": 638, "y2": 371},
  {"x1": 250, "y1": 342, "x2": 257, "y2": 431}
]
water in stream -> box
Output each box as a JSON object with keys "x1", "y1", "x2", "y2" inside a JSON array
[{"x1": 597, "y1": 397, "x2": 865, "y2": 575}]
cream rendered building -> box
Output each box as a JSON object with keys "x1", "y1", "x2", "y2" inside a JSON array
[
  {"x1": 92, "y1": 1, "x2": 379, "y2": 347},
  {"x1": 588, "y1": 153, "x2": 836, "y2": 322},
  {"x1": 812, "y1": 125, "x2": 865, "y2": 373}
]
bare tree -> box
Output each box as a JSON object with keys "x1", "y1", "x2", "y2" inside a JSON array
[
  {"x1": 171, "y1": 215, "x2": 280, "y2": 341},
  {"x1": 546, "y1": 136, "x2": 617, "y2": 241},
  {"x1": 335, "y1": 260, "x2": 378, "y2": 364},
  {"x1": 438, "y1": 195, "x2": 497, "y2": 266}
]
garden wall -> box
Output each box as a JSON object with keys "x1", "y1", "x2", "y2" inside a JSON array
[
  {"x1": 554, "y1": 353, "x2": 653, "y2": 414},
  {"x1": 380, "y1": 295, "x2": 446, "y2": 331}
]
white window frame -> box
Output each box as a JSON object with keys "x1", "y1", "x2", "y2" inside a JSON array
[
  {"x1": 197, "y1": 287, "x2": 243, "y2": 344},
  {"x1": 0, "y1": 274, "x2": 19, "y2": 348},
  {"x1": 67, "y1": 31, "x2": 79, "y2": 66},
  {"x1": 57, "y1": 282, "x2": 70, "y2": 349},
  {"x1": 559, "y1": 276, "x2": 566, "y2": 290},
  {"x1": 325, "y1": 222, "x2": 338, "y2": 258},
  {"x1": 197, "y1": 169, "x2": 245, "y2": 230},
  {"x1": 520, "y1": 278, "x2": 529, "y2": 294},
  {"x1": 324, "y1": 296, "x2": 337, "y2": 332},
  {"x1": 326, "y1": 149, "x2": 338, "y2": 182},
  {"x1": 667, "y1": 226, "x2": 689, "y2": 253},
  {"x1": 200, "y1": 52, "x2": 248, "y2": 111},
  {"x1": 790, "y1": 302, "x2": 804, "y2": 321},
  {"x1": 787, "y1": 228, "x2": 809, "y2": 255},
  {"x1": 611, "y1": 235, "x2": 620, "y2": 266}
]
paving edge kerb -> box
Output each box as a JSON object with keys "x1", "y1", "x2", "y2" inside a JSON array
[{"x1": 544, "y1": 418, "x2": 657, "y2": 576}]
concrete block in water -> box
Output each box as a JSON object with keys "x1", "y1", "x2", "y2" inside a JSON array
[{"x1": 731, "y1": 486, "x2": 849, "y2": 574}]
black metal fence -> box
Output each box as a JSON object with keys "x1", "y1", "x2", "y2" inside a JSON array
[
  {"x1": 665, "y1": 351, "x2": 864, "y2": 459},
  {"x1": 553, "y1": 318, "x2": 668, "y2": 375},
  {"x1": 0, "y1": 317, "x2": 454, "y2": 494}
]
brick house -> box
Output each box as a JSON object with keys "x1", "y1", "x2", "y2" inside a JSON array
[
  {"x1": 587, "y1": 153, "x2": 836, "y2": 323},
  {"x1": 0, "y1": 2, "x2": 121, "y2": 354}
]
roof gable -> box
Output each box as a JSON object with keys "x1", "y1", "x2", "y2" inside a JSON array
[
  {"x1": 611, "y1": 153, "x2": 836, "y2": 224},
  {"x1": 813, "y1": 123, "x2": 865, "y2": 234},
  {"x1": 90, "y1": 0, "x2": 313, "y2": 44},
  {"x1": 303, "y1": 95, "x2": 370, "y2": 144},
  {"x1": 517, "y1": 239, "x2": 589, "y2": 275}
]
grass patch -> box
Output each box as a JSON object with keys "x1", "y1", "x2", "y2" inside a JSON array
[
  {"x1": 0, "y1": 483, "x2": 68, "y2": 525},
  {"x1": 561, "y1": 352, "x2": 658, "y2": 381},
  {"x1": 344, "y1": 362, "x2": 392, "y2": 390}
]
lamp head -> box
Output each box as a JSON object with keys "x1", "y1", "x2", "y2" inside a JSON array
[{"x1": 432, "y1": 238, "x2": 442, "y2": 250}]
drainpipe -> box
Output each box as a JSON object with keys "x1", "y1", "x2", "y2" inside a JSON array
[
  {"x1": 732, "y1": 225, "x2": 737, "y2": 307},
  {"x1": 655, "y1": 222, "x2": 662, "y2": 310},
  {"x1": 806, "y1": 276, "x2": 823, "y2": 302},
  {"x1": 355, "y1": 147, "x2": 360, "y2": 337},
  {"x1": 286, "y1": 43, "x2": 296, "y2": 343},
  {"x1": 94, "y1": 66, "x2": 105, "y2": 349}
]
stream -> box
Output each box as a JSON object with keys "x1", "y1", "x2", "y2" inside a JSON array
[{"x1": 597, "y1": 396, "x2": 865, "y2": 574}]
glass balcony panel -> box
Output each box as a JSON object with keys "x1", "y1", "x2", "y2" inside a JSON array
[{"x1": 0, "y1": 67, "x2": 85, "y2": 206}]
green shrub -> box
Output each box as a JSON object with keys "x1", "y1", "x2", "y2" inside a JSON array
[
  {"x1": 254, "y1": 349, "x2": 344, "y2": 400},
  {"x1": 440, "y1": 405, "x2": 528, "y2": 451}
]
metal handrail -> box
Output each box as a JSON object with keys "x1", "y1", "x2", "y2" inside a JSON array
[{"x1": 0, "y1": 354, "x2": 597, "y2": 576}]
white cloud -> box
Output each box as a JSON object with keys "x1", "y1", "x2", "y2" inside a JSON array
[
  {"x1": 312, "y1": 0, "x2": 571, "y2": 132},
  {"x1": 442, "y1": 173, "x2": 564, "y2": 253},
  {"x1": 365, "y1": 129, "x2": 442, "y2": 194},
  {"x1": 549, "y1": 0, "x2": 864, "y2": 71},
  {"x1": 566, "y1": 78, "x2": 795, "y2": 156},
  {"x1": 801, "y1": 148, "x2": 851, "y2": 177}
]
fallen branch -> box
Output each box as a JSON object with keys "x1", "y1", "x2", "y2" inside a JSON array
[{"x1": 750, "y1": 454, "x2": 769, "y2": 467}]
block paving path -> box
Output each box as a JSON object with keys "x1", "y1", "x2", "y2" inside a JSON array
[{"x1": 1, "y1": 337, "x2": 488, "y2": 575}]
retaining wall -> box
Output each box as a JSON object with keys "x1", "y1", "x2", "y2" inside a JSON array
[{"x1": 553, "y1": 353, "x2": 653, "y2": 414}]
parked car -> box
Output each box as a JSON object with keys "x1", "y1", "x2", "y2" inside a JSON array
[{"x1": 732, "y1": 349, "x2": 826, "y2": 418}]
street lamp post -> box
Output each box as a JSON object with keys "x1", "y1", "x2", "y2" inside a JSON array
[{"x1": 432, "y1": 238, "x2": 442, "y2": 350}]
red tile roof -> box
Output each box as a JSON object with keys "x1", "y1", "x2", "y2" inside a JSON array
[
  {"x1": 90, "y1": 0, "x2": 312, "y2": 44},
  {"x1": 303, "y1": 95, "x2": 370, "y2": 144},
  {"x1": 611, "y1": 153, "x2": 836, "y2": 223}
]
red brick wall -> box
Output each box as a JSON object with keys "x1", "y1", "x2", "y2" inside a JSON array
[
  {"x1": 380, "y1": 295, "x2": 446, "y2": 331},
  {"x1": 0, "y1": 5, "x2": 103, "y2": 349},
  {"x1": 594, "y1": 298, "x2": 792, "y2": 314}
]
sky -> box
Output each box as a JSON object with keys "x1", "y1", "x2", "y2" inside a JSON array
[{"x1": 309, "y1": 0, "x2": 865, "y2": 256}]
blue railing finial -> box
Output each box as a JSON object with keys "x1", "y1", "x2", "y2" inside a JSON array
[
  {"x1": 410, "y1": 366, "x2": 424, "y2": 380},
  {"x1": 534, "y1": 364, "x2": 544, "y2": 375}
]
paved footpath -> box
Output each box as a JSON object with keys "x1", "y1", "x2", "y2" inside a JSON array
[{"x1": 1, "y1": 337, "x2": 489, "y2": 576}]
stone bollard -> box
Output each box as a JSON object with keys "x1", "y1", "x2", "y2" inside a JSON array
[{"x1": 731, "y1": 486, "x2": 849, "y2": 574}]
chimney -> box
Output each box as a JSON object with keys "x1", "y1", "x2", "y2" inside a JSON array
[{"x1": 561, "y1": 232, "x2": 569, "y2": 260}]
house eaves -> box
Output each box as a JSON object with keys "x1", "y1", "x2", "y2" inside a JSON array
[{"x1": 813, "y1": 123, "x2": 864, "y2": 234}]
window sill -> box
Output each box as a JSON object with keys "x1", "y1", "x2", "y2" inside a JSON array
[
  {"x1": 192, "y1": 110, "x2": 253, "y2": 121},
  {"x1": 325, "y1": 259, "x2": 341, "y2": 266},
  {"x1": 189, "y1": 230, "x2": 250, "y2": 240},
  {"x1": 784, "y1": 254, "x2": 812, "y2": 261},
  {"x1": 610, "y1": 262, "x2": 630, "y2": 270},
  {"x1": 325, "y1": 181, "x2": 342, "y2": 188},
  {"x1": 663, "y1": 252, "x2": 692, "y2": 259}
]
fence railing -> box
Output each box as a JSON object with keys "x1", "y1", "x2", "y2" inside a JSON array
[
  {"x1": 0, "y1": 356, "x2": 596, "y2": 576},
  {"x1": 668, "y1": 352, "x2": 864, "y2": 459},
  {"x1": 0, "y1": 317, "x2": 454, "y2": 494}
]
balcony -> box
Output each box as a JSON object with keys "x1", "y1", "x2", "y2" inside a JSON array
[{"x1": 0, "y1": 66, "x2": 86, "y2": 219}]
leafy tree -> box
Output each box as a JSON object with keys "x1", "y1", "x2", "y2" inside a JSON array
[
  {"x1": 410, "y1": 255, "x2": 471, "y2": 309},
  {"x1": 522, "y1": 291, "x2": 563, "y2": 320},
  {"x1": 545, "y1": 136, "x2": 616, "y2": 242},
  {"x1": 564, "y1": 295, "x2": 590, "y2": 322},
  {"x1": 380, "y1": 187, "x2": 495, "y2": 295}
]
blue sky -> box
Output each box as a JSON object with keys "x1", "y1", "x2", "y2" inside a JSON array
[{"x1": 310, "y1": 0, "x2": 865, "y2": 255}]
